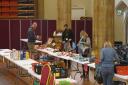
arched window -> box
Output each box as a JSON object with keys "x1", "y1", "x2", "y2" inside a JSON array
[{"x1": 115, "y1": 1, "x2": 127, "y2": 15}]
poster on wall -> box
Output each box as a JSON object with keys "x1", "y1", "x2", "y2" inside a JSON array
[{"x1": 71, "y1": 8, "x2": 85, "y2": 20}]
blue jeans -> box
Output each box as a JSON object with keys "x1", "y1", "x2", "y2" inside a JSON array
[{"x1": 101, "y1": 67, "x2": 114, "y2": 85}]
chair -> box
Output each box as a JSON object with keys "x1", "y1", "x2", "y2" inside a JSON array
[
  {"x1": 40, "y1": 64, "x2": 51, "y2": 85},
  {"x1": 49, "y1": 74, "x2": 55, "y2": 85}
]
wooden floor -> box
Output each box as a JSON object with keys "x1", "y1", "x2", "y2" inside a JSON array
[{"x1": 0, "y1": 61, "x2": 96, "y2": 85}]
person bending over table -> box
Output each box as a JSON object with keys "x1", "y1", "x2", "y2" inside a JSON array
[
  {"x1": 77, "y1": 30, "x2": 91, "y2": 57},
  {"x1": 77, "y1": 30, "x2": 91, "y2": 78}
]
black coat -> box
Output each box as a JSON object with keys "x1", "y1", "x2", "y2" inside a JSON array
[{"x1": 62, "y1": 29, "x2": 72, "y2": 42}]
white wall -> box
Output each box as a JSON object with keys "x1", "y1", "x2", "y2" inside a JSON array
[
  {"x1": 72, "y1": 0, "x2": 93, "y2": 17},
  {"x1": 72, "y1": 0, "x2": 86, "y2": 8}
]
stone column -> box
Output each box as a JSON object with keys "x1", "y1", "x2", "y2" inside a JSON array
[
  {"x1": 38, "y1": 0, "x2": 44, "y2": 19},
  {"x1": 57, "y1": 0, "x2": 71, "y2": 31},
  {"x1": 93, "y1": 0, "x2": 115, "y2": 57}
]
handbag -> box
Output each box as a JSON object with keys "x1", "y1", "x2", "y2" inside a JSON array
[{"x1": 94, "y1": 64, "x2": 103, "y2": 84}]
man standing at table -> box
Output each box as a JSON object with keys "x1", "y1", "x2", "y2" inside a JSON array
[{"x1": 27, "y1": 22, "x2": 39, "y2": 57}]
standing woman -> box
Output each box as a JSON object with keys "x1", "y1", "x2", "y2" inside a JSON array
[{"x1": 100, "y1": 41, "x2": 119, "y2": 85}]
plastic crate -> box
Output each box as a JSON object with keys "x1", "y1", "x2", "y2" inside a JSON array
[{"x1": 116, "y1": 66, "x2": 128, "y2": 75}]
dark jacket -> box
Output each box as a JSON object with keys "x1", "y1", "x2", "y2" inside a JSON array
[
  {"x1": 27, "y1": 27, "x2": 36, "y2": 42},
  {"x1": 62, "y1": 29, "x2": 72, "y2": 42}
]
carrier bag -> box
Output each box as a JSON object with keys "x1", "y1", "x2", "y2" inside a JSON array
[
  {"x1": 113, "y1": 81, "x2": 126, "y2": 85},
  {"x1": 94, "y1": 64, "x2": 103, "y2": 84}
]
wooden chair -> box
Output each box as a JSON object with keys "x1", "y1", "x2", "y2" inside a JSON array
[
  {"x1": 40, "y1": 64, "x2": 51, "y2": 85},
  {"x1": 49, "y1": 74, "x2": 55, "y2": 85}
]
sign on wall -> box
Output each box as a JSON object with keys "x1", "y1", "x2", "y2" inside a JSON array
[{"x1": 71, "y1": 8, "x2": 85, "y2": 20}]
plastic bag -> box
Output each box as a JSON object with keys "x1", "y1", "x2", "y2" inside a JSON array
[
  {"x1": 59, "y1": 80, "x2": 71, "y2": 85},
  {"x1": 33, "y1": 79, "x2": 39, "y2": 85},
  {"x1": 113, "y1": 81, "x2": 126, "y2": 85},
  {"x1": 94, "y1": 64, "x2": 103, "y2": 84}
]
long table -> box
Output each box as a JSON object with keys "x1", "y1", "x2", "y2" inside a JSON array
[
  {"x1": 0, "y1": 49, "x2": 77, "y2": 85},
  {"x1": 20, "y1": 39, "x2": 42, "y2": 44},
  {"x1": 37, "y1": 48, "x2": 91, "y2": 80},
  {"x1": 37, "y1": 48, "x2": 90, "y2": 65}
]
